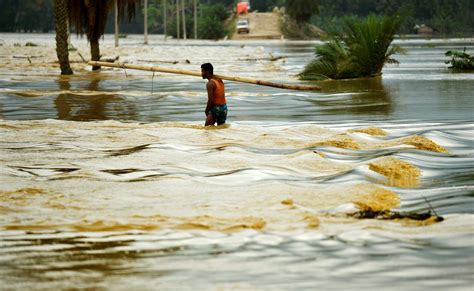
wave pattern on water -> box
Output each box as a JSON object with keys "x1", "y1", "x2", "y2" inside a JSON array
[
  {"x1": 1, "y1": 36, "x2": 474, "y2": 290},
  {"x1": 1, "y1": 228, "x2": 473, "y2": 290}
]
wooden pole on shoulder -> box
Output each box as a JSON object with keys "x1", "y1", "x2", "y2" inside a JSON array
[{"x1": 87, "y1": 61, "x2": 322, "y2": 91}]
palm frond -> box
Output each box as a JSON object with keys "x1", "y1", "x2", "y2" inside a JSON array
[{"x1": 68, "y1": 0, "x2": 138, "y2": 41}]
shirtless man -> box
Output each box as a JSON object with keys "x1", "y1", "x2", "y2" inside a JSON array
[{"x1": 201, "y1": 63, "x2": 227, "y2": 126}]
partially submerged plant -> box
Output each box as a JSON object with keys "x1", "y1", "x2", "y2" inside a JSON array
[
  {"x1": 299, "y1": 15, "x2": 404, "y2": 80},
  {"x1": 351, "y1": 210, "x2": 444, "y2": 222},
  {"x1": 445, "y1": 48, "x2": 474, "y2": 70}
]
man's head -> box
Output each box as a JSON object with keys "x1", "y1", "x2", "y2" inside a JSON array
[{"x1": 201, "y1": 63, "x2": 213, "y2": 79}]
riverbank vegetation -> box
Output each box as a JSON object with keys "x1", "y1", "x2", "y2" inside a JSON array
[
  {"x1": 1, "y1": 0, "x2": 472, "y2": 37},
  {"x1": 299, "y1": 15, "x2": 403, "y2": 80},
  {"x1": 311, "y1": 0, "x2": 474, "y2": 36},
  {"x1": 445, "y1": 48, "x2": 474, "y2": 70}
]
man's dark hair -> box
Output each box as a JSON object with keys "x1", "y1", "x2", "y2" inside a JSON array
[{"x1": 201, "y1": 63, "x2": 213, "y2": 74}]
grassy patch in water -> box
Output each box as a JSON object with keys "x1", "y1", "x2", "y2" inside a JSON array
[{"x1": 445, "y1": 48, "x2": 474, "y2": 70}]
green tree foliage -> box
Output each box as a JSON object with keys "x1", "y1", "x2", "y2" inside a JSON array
[
  {"x1": 252, "y1": 0, "x2": 285, "y2": 12},
  {"x1": 197, "y1": 3, "x2": 229, "y2": 39},
  {"x1": 197, "y1": 16, "x2": 227, "y2": 40},
  {"x1": 0, "y1": 0, "x2": 472, "y2": 35},
  {"x1": 200, "y1": 3, "x2": 230, "y2": 22},
  {"x1": 198, "y1": 4, "x2": 230, "y2": 39},
  {"x1": 167, "y1": 15, "x2": 194, "y2": 39},
  {"x1": 165, "y1": 3, "x2": 229, "y2": 40},
  {"x1": 0, "y1": 0, "x2": 53, "y2": 32},
  {"x1": 146, "y1": 2, "x2": 163, "y2": 33},
  {"x1": 204, "y1": 0, "x2": 234, "y2": 7},
  {"x1": 300, "y1": 15, "x2": 404, "y2": 80},
  {"x1": 312, "y1": 0, "x2": 474, "y2": 35},
  {"x1": 286, "y1": 0, "x2": 319, "y2": 23},
  {"x1": 104, "y1": 1, "x2": 144, "y2": 34}
]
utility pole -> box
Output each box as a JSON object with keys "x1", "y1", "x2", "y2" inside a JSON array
[
  {"x1": 114, "y1": 0, "x2": 119, "y2": 47},
  {"x1": 182, "y1": 0, "x2": 187, "y2": 40},
  {"x1": 193, "y1": 0, "x2": 197, "y2": 39},
  {"x1": 176, "y1": 0, "x2": 180, "y2": 39},
  {"x1": 163, "y1": 0, "x2": 167, "y2": 41},
  {"x1": 144, "y1": 0, "x2": 148, "y2": 44}
]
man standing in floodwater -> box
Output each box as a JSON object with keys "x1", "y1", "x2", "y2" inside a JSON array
[{"x1": 201, "y1": 63, "x2": 227, "y2": 126}]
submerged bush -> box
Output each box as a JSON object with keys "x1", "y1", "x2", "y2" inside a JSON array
[
  {"x1": 445, "y1": 48, "x2": 474, "y2": 70},
  {"x1": 299, "y1": 15, "x2": 404, "y2": 80}
]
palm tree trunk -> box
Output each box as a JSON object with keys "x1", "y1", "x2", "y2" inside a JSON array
[
  {"x1": 163, "y1": 0, "x2": 167, "y2": 40},
  {"x1": 114, "y1": 1, "x2": 119, "y2": 47},
  {"x1": 144, "y1": 0, "x2": 148, "y2": 44},
  {"x1": 176, "y1": 0, "x2": 180, "y2": 39},
  {"x1": 90, "y1": 38, "x2": 101, "y2": 70},
  {"x1": 193, "y1": 0, "x2": 197, "y2": 39},
  {"x1": 53, "y1": 0, "x2": 73, "y2": 75},
  {"x1": 182, "y1": 0, "x2": 187, "y2": 40}
]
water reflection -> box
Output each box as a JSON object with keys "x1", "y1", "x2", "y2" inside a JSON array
[
  {"x1": 1, "y1": 232, "x2": 146, "y2": 289},
  {"x1": 313, "y1": 76, "x2": 393, "y2": 116},
  {"x1": 55, "y1": 78, "x2": 137, "y2": 121}
]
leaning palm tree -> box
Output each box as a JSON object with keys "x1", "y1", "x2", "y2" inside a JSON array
[
  {"x1": 68, "y1": 0, "x2": 138, "y2": 70},
  {"x1": 300, "y1": 15, "x2": 404, "y2": 80}
]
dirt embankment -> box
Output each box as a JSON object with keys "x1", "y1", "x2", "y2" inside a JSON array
[{"x1": 231, "y1": 12, "x2": 283, "y2": 40}]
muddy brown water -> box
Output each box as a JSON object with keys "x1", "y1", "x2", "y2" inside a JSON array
[{"x1": 0, "y1": 34, "x2": 473, "y2": 290}]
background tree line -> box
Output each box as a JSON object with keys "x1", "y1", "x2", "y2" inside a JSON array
[
  {"x1": 310, "y1": 0, "x2": 474, "y2": 35},
  {"x1": 0, "y1": 0, "x2": 473, "y2": 36}
]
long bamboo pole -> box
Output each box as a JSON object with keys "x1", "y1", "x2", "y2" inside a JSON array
[{"x1": 88, "y1": 61, "x2": 322, "y2": 91}]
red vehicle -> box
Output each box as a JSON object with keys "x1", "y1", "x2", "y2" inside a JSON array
[{"x1": 237, "y1": 2, "x2": 249, "y2": 15}]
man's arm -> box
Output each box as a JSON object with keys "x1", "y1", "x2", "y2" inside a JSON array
[{"x1": 205, "y1": 80, "x2": 215, "y2": 115}]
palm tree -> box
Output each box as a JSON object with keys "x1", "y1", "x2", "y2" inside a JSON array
[
  {"x1": 341, "y1": 15, "x2": 404, "y2": 77},
  {"x1": 299, "y1": 15, "x2": 404, "y2": 80},
  {"x1": 53, "y1": 0, "x2": 138, "y2": 73},
  {"x1": 68, "y1": 0, "x2": 138, "y2": 70},
  {"x1": 53, "y1": 0, "x2": 73, "y2": 75}
]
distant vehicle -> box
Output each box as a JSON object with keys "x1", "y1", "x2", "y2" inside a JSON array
[
  {"x1": 237, "y1": 1, "x2": 249, "y2": 15},
  {"x1": 236, "y1": 19, "x2": 250, "y2": 34}
]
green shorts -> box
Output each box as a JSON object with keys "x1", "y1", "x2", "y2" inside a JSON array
[{"x1": 210, "y1": 104, "x2": 228, "y2": 125}]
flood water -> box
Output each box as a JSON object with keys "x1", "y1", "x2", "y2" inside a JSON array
[{"x1": 1, "y1": 34, "x2": 473, "y2": 290}]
